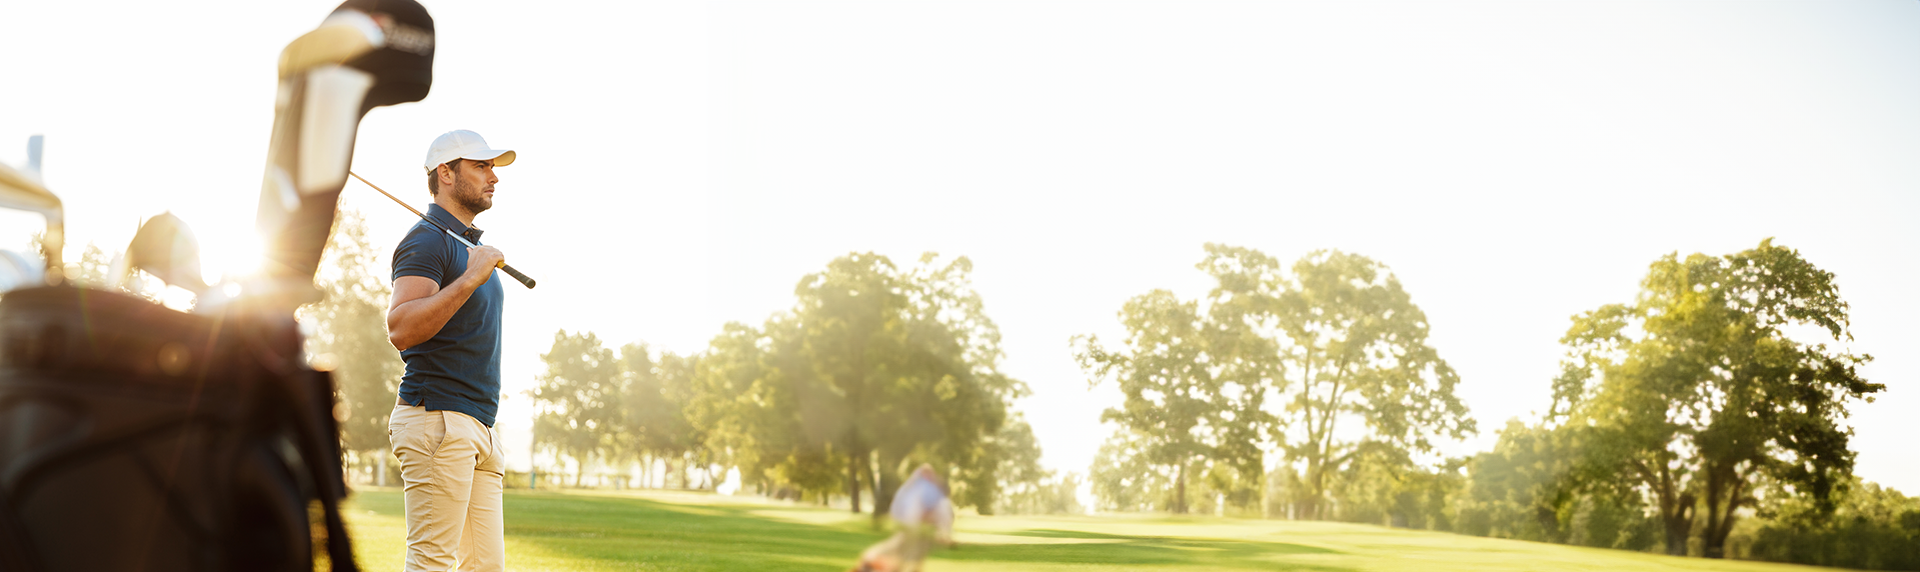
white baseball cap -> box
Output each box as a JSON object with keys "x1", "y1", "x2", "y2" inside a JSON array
[{"x1": 422, "y1": 130, "x2": 516, "y2": 172}]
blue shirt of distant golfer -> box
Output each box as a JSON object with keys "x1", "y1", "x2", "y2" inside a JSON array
[{"x1": 391, "y1": 203, "x2": 504, "y2": 427}]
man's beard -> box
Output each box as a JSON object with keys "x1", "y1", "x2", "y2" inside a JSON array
[{"x1": 451, "y1": 177, "x2": 492, "y2": 215}]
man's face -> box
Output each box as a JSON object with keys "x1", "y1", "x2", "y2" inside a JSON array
[{"x1": 447, "y1": 159, "x2": 498, "y2": 214}]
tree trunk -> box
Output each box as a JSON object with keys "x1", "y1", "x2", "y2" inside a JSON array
[
  {"x1": 848, "y1": 449, "x2": 864, "y2": 513},
  {"x1": 1535, "y1": 505, "x2": 1562, "y2": 541},
  {"x1": 1664, "y1": 516, "x2": 1690, "y2": 556},
  {"x1": 1703, "y1": 533, "x2": 1727, "y2": 559},
  {"x1": 1301, "y1": 459, "x2": 1324, "y2": 520},
  {"x1": 376, "y1": 453, "x2": 388, "y2": 487},
  {"x1": 1660, "y1": 491, "x2": 1694, "y2": 557},
  {"x1": 1173, "y1": 462, "x2": 1189, "y2": 514},
  {"x1": 1261, "y1": 459, "x2": 1275, "y2": 520},
  {"x1": 1649, "y1": 468, "x2": 1694, "y2": 557},
  {"x1": 872, "y1": 453, "x2": 901, "y2": 527},
  {"x1": 683, "y1": 452, "x2": 698, "y2": 489},
  {"x1": 1701, "y1": 472, "x2": 1744, "y2": 559}
]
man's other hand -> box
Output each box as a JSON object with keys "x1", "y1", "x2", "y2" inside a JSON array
[{"x1": 466, "y1": 245, "x2": 505, "y2": 282}]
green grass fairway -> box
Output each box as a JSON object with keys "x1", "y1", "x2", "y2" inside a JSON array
[{"x1": 342, "y1": 488, "x2": 1834, "y2": 572}]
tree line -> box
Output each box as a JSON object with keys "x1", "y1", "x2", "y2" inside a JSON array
[
  {"x1": 299, "y1": 213, "x2": 1912, "y2": 568},
  {"x1": 525, "y1": 252, "x2": 1087, "y2": 518},
  {"x1": 1079, "y1": 240, "x2": 1914, "y2": 569},
  {"x1": 303, "y1": 217, "x2": 1079, "y2": 517}
]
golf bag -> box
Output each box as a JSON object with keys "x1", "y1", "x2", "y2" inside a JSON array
[
  {"x1": 0, "y1": 0, "x2": 434, "y2": 569},
  {"x1": 0, "y1": 286, "x2": 355, "y2": 572}
]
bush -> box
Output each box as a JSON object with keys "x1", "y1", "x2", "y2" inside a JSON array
[{"x1": 1737, "y1": 481, "x2": 1920, "y2": 570}]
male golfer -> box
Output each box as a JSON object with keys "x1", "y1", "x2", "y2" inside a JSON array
[
  {"x1": 386, "y1": 129, "x2": 516, "y2": 572},
  {"x1": 854, "y1": 465, "x2": 957, "y2": 572}
]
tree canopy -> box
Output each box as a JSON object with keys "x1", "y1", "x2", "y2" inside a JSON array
[
  {"x1": 1075, "y1": 290, "x2": 1228, "y2": 514},
  {"x1": 1084, "y1": 245, "x2": 1475, "y2": 519},
  {"x1": 532, "y1": 330, "x2": 624, "y2": 486},
  {"x1": 1551, "y1": 239, "x2": 1882, "y2": 558},
  {"x1": 1201, "y1": 245, "x2": 1474, "y2": 518},
  {"x1": 681, "y1": 252, "x2": 1026, "y2": 518}
]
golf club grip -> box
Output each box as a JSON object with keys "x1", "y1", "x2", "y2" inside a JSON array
[{"x1": 499, "y1": 263, "x2": 536, "y2": 289}]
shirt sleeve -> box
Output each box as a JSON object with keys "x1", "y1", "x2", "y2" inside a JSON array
[{"x1": 392, "y1": 226, "x2": 448, "y2": 284}]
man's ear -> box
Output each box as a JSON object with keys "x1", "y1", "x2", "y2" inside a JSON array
[{"x1": 437, "y1": 164, "x2": 455, "y2": 188}]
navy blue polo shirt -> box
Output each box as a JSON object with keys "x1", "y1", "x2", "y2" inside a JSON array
[{"x1": 391, "y1": 203, "x2": 505, "y2": 427}]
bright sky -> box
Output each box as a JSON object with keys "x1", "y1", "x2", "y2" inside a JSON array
[{"x1": 4, "y1": 1, "x2": 1916, "y2": 494}]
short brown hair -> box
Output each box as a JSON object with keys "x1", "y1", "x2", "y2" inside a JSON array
[{"x1": 426, "y1": 160, "x2": 461, "y2": 196}]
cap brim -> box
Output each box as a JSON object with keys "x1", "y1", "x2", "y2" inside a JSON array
[{"x1": 461, "y1": 149, "x2": 515, "y2": 167}]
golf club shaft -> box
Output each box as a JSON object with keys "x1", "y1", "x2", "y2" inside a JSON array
[{"x1": 347, "y1": 171, "x2": 536, "y2": 289}]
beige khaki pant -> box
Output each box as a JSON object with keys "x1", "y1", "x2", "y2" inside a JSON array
[{"x1": 389, "y1": 402, "x2": 505, "y2": 572}]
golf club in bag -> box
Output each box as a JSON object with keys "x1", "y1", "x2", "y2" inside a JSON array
[{"x1": 0, "y1": 1, "x2": 434, "y2": 570}]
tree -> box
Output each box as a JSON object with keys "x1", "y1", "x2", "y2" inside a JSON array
[
  {"x1": 682, "y1": 253, "x2": 1021, "y2": 515},
  {"x1": 969, "y1": 414, "x2": 1045, "y2": 515},
  {"x1": 1019, "y1": 473, "x2": 1087, "y2": 516},
  {"x1": 300, "y1": 211, "x2": 405, "y2": 481},
  {"x1": 652, "y1": 350, "x2": 708, "y2": 488},
  {"x1": 530, "y1": 330, "x2": 623, "y2": 486},
  {"x1": 1744, "y1": 477, "x2": 1920, "y2": 569},
  {"x1": 614, "y1": 343, "x2": 704, "y2": 488},
  {"x1": 1552, "y1": 239, "x2": 1882, "y2": 558},
  {"x1": 1074, "y1": 290, "x2": 1219, "y2": 514},
  {"x1": 1329, "y1": 445, "x2": 1464, "y2": 530},
  {"x1": 1089, "y1": 431, "x2": 1170, "y2": 512},
  {"x1": 1200, "y1": 245, "x2": 1474, "y2": 519},
  {"x1": 689, "y1": 319, "x2": 851, "y2": 502},
  {"x1": 788, "y1": 252, "x2": 1022, "y2": 521},
  {"x1": 1450, "y1": 420, "x2": 1579, "y2": 541},
  {"x1": 1448, "y1": 420, "x2": 1658, "y2": 549}
]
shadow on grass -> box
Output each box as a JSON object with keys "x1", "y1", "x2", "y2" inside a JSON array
[
  {"x1": 353, "y1": 489, "x2": 884, "y2": 571},
  {"x1": 506, "y1": 492, "x2": 885, "y2": 571},
  {"x1": 951, "y1": 528, "x2": 1349, "y2": 571},
  {"x1": 353, "y1": 490, "x2": 1355, "y2": 571}
]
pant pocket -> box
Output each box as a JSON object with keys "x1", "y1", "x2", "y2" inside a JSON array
[
  {"x1": 431, "y1": 411, "x2": 481, "y2": 502},
  {"x1": 391, "y1": 406, "x2": 447, "y2": 461}
]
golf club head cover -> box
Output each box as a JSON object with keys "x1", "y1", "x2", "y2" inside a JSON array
[
  {"x1": 337, "y1": 0, "x2": 435, "y2": 112},
  {"x1": 254, "y1": 0, "x2": 433, "y2": 301},
  {"x1": 126, "y1": 212, "x2": 211, "y2": 294}
]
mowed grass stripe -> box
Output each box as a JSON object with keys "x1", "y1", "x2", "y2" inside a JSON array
[{"x1": 341, "y1": 489, "x2": 1841, "y2": 572}]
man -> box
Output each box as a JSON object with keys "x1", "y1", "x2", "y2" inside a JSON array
[
  {"x1": 854, "y1": 465, "x2": 957, "y2": 572},
  {"x1": 386, "y1": 129, "x2": 516, "y2": 572}
]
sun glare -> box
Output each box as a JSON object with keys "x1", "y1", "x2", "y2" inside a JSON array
[{"x1": 200, "y1": 233, "x2": 265, "y2": 284}]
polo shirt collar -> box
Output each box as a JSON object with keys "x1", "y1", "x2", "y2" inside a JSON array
[{"x1": 426, "y1": 203, "x2": 484, "y2": 242}]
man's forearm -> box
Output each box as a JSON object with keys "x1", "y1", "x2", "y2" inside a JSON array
[{"x1": 388, "y1": 270, "x2": 488, "y2": 350}]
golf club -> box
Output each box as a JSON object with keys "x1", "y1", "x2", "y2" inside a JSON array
[{"x1": 348, "y1": 171, "x2": 536, "y2": 289}]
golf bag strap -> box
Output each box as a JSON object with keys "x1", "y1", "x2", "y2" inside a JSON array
[
  {"x1": 320, "y1": 489, "x2": 356, "y2": 572},
  {"x1": 0, "y1": 493, "x2": 41, "y2": 572},
  {"x1": 304, "y1": 416, "x2": 359, "y2": 572},
  {"x1": 282, "y1": 368, "x2": 358, "y2": 572}
]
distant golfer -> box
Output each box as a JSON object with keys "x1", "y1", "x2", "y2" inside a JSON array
[
  {"x1": 855, "y1": 465, "x2": 957, "y2": 572},
  {"x1": 385, "y1": 129, "x2": 516, "y2": 572}
]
